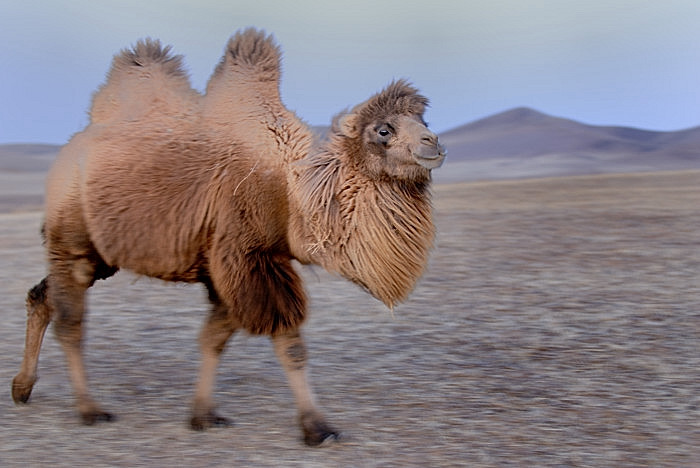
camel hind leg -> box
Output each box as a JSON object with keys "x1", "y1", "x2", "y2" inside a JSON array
[
  {"x1": 50, "y1": 255, "x2": 118, "y2": 424},
  {"x1": 12, "y1": 259, "x2": 117, "y2": 416},
  {"x1": 12, "y1": 278, "x2": 52, "y2": 404}
]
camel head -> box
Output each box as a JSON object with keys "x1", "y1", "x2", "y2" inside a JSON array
[{"x1": 333, "y1": 80, "x2": 446, "y2": 181}]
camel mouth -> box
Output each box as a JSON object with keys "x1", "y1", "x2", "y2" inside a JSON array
[{"x1": 413, "y1": 149, "x2": 446, "y2": 170}]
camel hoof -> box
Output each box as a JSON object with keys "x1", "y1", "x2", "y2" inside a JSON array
[
  {"x1": 190, "y1": 411, "x2": 232, "y2": 431},
  {"x1": 80, "y1": 410, "x2": 115, "y2": 425},
  {"x1": 300, "y1": 412, "x2": 341, "y2": 446},
  {"x1": 11, "y1": 374, "x2": 36, "y2": 404}
]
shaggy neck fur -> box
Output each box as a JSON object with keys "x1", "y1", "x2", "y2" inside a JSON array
[{"x1": 290, "y1": 137, "x2": 435, "y2": 308}]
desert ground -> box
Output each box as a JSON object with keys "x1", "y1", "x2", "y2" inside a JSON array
[{"x1": 1, "y1": 170, "x2": 698, "y2": 466}]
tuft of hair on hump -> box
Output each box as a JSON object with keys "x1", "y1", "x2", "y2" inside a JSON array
[
  {"x1": 111, "y1": 38, "x2": 188, "y2": 79},
  {"x1": 213, "y1": 27, "x2": 281, "y2": 82},
  {"x1": 90, "y1": 38, "x2": 196, "y2": 123}
]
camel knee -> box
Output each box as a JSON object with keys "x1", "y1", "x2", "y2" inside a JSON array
[
  {"x1": 50, "y1": 293, "x2": 86, "y2": 347},
  {"x1": 46, "y1": 268, "x2": 89, "y2": 342},
  {"x1": 199, "y1": 313, "x2": 236, "y2": 357},
  {"x1": 273, "y1": 331, "x2": 308, "y2": 371},
  {"x1": 282, "y1": 337, "x2": 307, "y2": 370},
  {"x1": 53, "y1": 315, "x2": 83, "y2": 347},
  {"x1": 199, "y1": 330, "x2": 229, "y2": 356}
]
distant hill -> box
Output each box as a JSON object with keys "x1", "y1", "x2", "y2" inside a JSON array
[{"x1": 435, "y1": 107, "x2": 700, "y2": 182}]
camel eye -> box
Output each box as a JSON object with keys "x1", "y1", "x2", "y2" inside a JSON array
[{"x1": 376, "y1": 124, "x2": 394, "y2": 143}]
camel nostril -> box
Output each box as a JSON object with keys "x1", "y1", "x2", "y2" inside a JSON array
[{"x1": 421, "y1": 134, "x2": 438, "y2": 146}]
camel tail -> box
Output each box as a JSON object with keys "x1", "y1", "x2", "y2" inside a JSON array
[{"x1": 90, "y1": 39, "x2": 197, "y2": 123}]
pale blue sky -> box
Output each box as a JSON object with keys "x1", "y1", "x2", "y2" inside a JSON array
[{"x1": 1, "y1": 0, "x2": 699, "y2": 144}]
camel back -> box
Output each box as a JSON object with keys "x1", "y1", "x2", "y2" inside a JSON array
[{"x1": 90, "y1": 39, "x2": 200, "y2": 124}]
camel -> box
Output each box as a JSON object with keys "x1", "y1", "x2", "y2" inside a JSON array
[{"x1": 11, "y1": 28, "x2": 445, "y2": 446}]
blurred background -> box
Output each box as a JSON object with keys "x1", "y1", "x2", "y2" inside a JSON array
[{"x1": 2, "y1": 0, "x2": 699, "y2": 145}]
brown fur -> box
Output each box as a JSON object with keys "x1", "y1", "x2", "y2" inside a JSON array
[
  {"x1": 12, "y1": 28, "x2": 445, "y2": 441},
  {"x1": 292, "y1": 148, "x2": 435, "y2": 306},
  {"x1": 90, "y1": 38, "x2": 199, "y2": 123},
  {"x1": 290, "y1": 81, "x2": 437, "y2": 306}
]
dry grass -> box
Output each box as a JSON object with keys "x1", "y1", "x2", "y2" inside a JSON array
[{"x1": 1, "y1": 171, "x2": 699, "y2": 466}]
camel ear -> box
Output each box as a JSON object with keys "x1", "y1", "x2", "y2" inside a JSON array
[{"x1": 338, "y1": 113, "x2": 361, "y2": 138}]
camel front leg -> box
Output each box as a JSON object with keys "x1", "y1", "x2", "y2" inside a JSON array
[
  {"x1": 272, "y1": 330, "x2": 340, "y2": 446},
  {"x1": 12, "y1": 278, "x2": 52, "y2": 404},
  {"x1": 190, "y1": 302, "x2": 237, "y2": 430}
]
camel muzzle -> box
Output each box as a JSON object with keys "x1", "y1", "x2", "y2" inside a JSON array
[{"x1": 414, "y1": 140, "x2": 446, "y2": 170}]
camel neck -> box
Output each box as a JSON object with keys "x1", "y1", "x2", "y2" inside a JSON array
[{"x1": 287, "y1": 148, "x2": 435, "y2": 307}]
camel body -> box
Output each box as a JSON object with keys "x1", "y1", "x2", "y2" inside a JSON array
[{"x1": 12, "y1": 29, "x2": 445, "y2": 445}]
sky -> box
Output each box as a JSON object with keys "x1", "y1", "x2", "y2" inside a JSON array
[{"x1": 1, "y1": 0, "x2": 699, "y2": 144}]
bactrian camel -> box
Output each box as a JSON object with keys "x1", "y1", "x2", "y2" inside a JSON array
[{"x1": 11, "y1": 28, "x2": 445, "y2": 446}]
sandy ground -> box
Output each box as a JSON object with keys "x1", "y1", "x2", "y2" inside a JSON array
[{"x1": 1, "y1": 171, "x2": 699, "y2": 466}]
